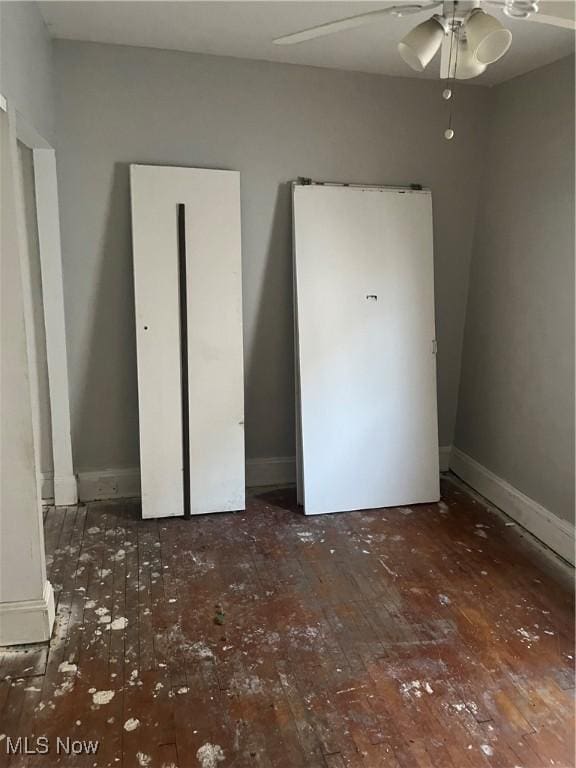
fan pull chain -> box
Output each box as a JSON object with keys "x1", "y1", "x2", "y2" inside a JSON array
[
  {"x1": 443, "y1": 11, "x2": 460, "y2": 141},
  {"x1": 442, "y1": 3, "x2": 459, "y2": 141}
]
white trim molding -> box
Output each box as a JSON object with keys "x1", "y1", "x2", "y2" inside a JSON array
[
  {"x1": 38, "y1": 448, "x2": 454, "y2": 503},
  {"x1": 78, "y1": 468, "x2": 141, "y2": 502},
  {"x1": 246, "y1": 456, "x2": 296, "y2": 488},
  {"x1": 71, "y1": 461, "x2": 296, "y2": 500},
  {"x1": 439, "y1": 445, "x2": 452, "y2": 473},
  {"x1": 450, "y1": 448, "x2": 575, "y2": 565},
  {"x1": 32, "y1": 149, "x2": 77, "y2": 507},
  {"x1": 13, "y1": 108, "x2": 77, "y2": 508},
  {"x1": 0, "y1": 581, "x2": 55, "y2": 646},
  {"x1": 247, "y1": 446, "x2": 453, "y2": 489},
  {"x1": 40, "y1": 471, "x2": 54, "y2": 504},
  {"x1": 74, "y1": 460, "x2": 298, "y2": 499},
  {"x1": 53, "y1": 474, "x2": 78, "y2": 506},
  {"x1": 39, "y1": 472, "x2": 78, "y2": 505}
]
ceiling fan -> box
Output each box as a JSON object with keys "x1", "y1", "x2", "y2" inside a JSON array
[{"x1": 273, "y1": 1, "x2": 576, "y2": 81}]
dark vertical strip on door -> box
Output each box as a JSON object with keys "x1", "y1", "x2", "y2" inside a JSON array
[{"x1": 177, "y1": 203, "x2": 191, "y2": 519}]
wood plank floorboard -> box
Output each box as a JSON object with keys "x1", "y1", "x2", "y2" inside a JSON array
[{"x1": 0, "y1": 477, "x2": 573, "y2": 768}]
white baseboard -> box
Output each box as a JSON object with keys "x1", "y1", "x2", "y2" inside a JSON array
[
  {"x1": 247, "y1": 446, "x2": 452, "y2": 488},
  {"x1": 77, "y1": 467, "x2": 141, "y2": 502},
  {"x1": 40, "y1": 472, "x2": 54, "y2": 503},
  {"x1": 439, "y1": 445, "x2": 452, "y2": 473},
  {"x1": 39, "y1": 446, "x2": 453, "y2": 503},
  {"x1": 0, "y1": 580, "x2": 55, "y2": 646},
  {"x1": 54, "y1": 474, "x2": 78, "y2": 506},
  {"x1": 77, "y1": 461, "x2": 295, "y2": 498},
  {"x1": 39, "y1": 472, "x2": 78, "y2": 506},
  {"x1": 76, "y1": 461, "x2": 290, "y2": 501},
  {"x1": 450, "y1": 447, "x2": 575, "y2": 565},
  {"x1": 246, "y1": 456, "x2": 296, "y2": 487}
]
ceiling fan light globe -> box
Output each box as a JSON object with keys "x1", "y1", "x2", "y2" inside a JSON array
[
  {"x1": 398, "y1": 16, "x2": 445, "y2": 72},
  {"x1": 455, "y1": 41, "x2": 488, "y2": 79},
  {"x1": 476, "y1": 29, "x2": 513, "y2": 63},
  {"x1": 466, "y1": 9, "x2": 512, "y2": 65},
  {"x1": 398, "y1": 42, "x2": 426, "y2": 71}
]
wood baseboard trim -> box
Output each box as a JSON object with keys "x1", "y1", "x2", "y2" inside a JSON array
[
  {"x1": 0, "y1": 581, "x2": 55, "y2": 646},
  {"x1": 39, "y1": 446, "x2": 454, "y2": 503},
  {"x1": 248, "y1": 446, "x2": 452, "y2": 489},
  {"x1": 39, "y1": 472, "x2": 78, "y2": 506},
  {"x1": 40, "y1": 472, "x2": 54, "y2": 504},
  {"x1": 54, "y1": 474, "x2": 78, "y2": 506},
  {"x1": 439, "y1": 445, "x2": 452, "y2": 473},
  {"x1": 450, "y1": 447, "x2": 575, "y2": 565},
  {"x1": 246, "y1": 456, "x2": 296, "y2": 488},
  {"x1": 77, "y1": 468, "x2": 141, "y2": 502}
]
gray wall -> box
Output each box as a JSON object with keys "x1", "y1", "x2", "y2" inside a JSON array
[
  {"x1": 54, "y1": 40, "x2": 491, "y2": 472},
  {"x1": 455, "y1": 55, "x2": 575, "y2": 524},
  {"x1": 0, "y1": 1, "x2": 55, "y2": 141}
]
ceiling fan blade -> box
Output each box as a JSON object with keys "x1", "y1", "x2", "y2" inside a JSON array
[
  {"x1": 525, "y1": 1, "x2": 576, "y2": 30},
  {"x1": 487, "y1": 0, "x2": 576, "y2": 29},
  {"x1": 273, "y1": 3, "x2": 440, "y2": 45}
]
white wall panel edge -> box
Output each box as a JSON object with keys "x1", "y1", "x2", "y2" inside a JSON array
[{"x1": 292, "y1": 185, "x2": 304, "y2": 506}]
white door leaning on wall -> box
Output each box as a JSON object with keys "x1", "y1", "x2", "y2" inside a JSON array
[{"x1": 130, "y1": 165, "x2": 245, "y2": 519}]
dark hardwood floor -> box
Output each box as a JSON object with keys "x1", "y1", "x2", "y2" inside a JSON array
[{"x1": 1, "y1": 476, "x2": 574, "y2": 768}]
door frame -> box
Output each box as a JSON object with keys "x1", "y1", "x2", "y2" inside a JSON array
[{"x1": 3, "y1": 95, "x2": 77, "y2": 506}]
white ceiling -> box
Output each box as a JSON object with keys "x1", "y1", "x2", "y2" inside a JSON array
[{"x1": 39, "y1": 1, "x2": 575, "y2": 86}]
